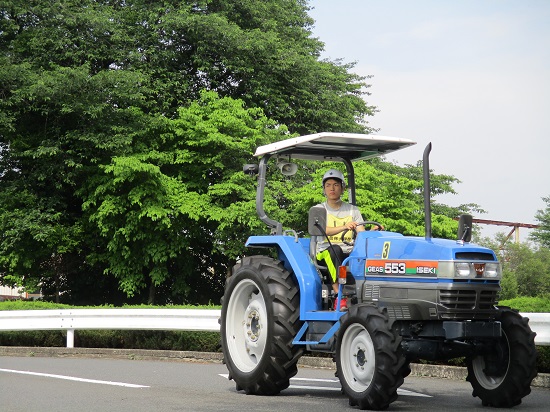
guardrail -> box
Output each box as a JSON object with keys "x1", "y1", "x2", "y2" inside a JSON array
[
  {"x1": 0, "y1": 309, "x2": 220, "y2": 348},
  {"x1": 0, "y1": 309, "x2": 548, "y2": 348}
]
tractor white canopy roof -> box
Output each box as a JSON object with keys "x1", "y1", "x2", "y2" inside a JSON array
[{"x1": 254, "y1": 132, "x2": 416, "y2": 161}]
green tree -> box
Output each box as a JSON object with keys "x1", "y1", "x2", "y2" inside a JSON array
[
  {"x1": 0, "y1": 61, "x2": 149, "y2": 302},
  {"x1": 277, "y1": 159, "x2": 482, "y2": 240},
  {"x1": 1, "y1": 0, "x2": 373, "y2": 133},
  {"x1": 83, "y1": 91, "x2": 287, "y2": 302},
  {"x1": 509, "y1": 243, "x2": 550, "y2": 298},
  {"x1": 485, "y1": 235, "x2": 550, "y2": 299},
  {"x1": 530, "y1": 196, "x2": 550, "y2": 248},
  {"x1": 0, "y1": 0, "x2": 374, "y2": 303}
]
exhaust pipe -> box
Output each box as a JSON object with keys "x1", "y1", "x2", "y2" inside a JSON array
[{"x1": 423, "y1": 143, "x2": 432, "y2": 240}]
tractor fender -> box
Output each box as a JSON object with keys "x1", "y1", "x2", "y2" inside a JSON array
[{"x1": 245, "y1": 235, "x2": 323, "y2": 317}]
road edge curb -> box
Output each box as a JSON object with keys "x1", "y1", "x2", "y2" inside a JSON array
[{"x1": 1, "y1": 346, "x2": 548, "y2": 388}]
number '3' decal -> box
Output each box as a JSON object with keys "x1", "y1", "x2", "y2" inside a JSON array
[{"x1": 382, "y1": 241, "x2": 390, "y2": 259}]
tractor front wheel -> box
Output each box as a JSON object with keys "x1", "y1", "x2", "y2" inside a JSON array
[
  {"x1": 336, "y1": 304, "x2": 407, "y2": 410},
  {"x1": 466, "y1": 308, "x2": 537, "y2": 407}
]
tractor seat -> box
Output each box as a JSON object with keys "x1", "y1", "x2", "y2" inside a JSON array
[{"x1": 309, "y1": 235, "x2": 329, "y2": 280}]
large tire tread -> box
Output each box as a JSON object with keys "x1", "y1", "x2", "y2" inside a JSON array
[
  {"x1": 337, "y1": 304, "x2": 407, "y2": 410},
  {"x1": 466, "y1": 308, "x2": 537, "y2": 407},
  {"x1": 221, "y1": 256, "x2": 303, "y2": 396}
]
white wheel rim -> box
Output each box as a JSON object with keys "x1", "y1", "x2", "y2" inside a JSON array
[
  {"x1": 340, "y1": 323, "x2": 376, "y2": 392},
  {"x1": 225, "y1": 278, "x2": 268, "y2": 372},
  {"x1": 472, "y1": 330, "x2": 510, "y2": 389}
]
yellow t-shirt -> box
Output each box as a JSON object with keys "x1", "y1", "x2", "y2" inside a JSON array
[{"x1": 316, "y1": 201, "x2": 364, "y2": 254}]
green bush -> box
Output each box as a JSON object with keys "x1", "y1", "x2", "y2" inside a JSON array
[
  {"x1": 74, "y1": 330, "x2": 220, "y2": 352},
  {"x1": 0, "y1": 329, "x2": 221, "y2": 352},
  {"x1": 0, "y1": 330, "x2": 66, "y2": 347},
  {"x1": 500, "y1": 296, "x2": 550, "y2": 312},
  {"x1": 0, "y1": 301, "x2": 221, "y2": 352},
  {"x1": 0, "y1": 300, "x2": 74, "y2": 310}
]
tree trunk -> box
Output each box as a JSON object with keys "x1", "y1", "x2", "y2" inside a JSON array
[{"x1": 148, "y1": 282, "x2": 155, "y2": 305}]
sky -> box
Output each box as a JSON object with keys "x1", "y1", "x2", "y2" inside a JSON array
[{"x1": 308, "y1": 0, "x2": 550, "y2": 242}]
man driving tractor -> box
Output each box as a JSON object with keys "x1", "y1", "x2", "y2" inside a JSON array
[{"x1": 315, "y1": 169, "x2": 365, "y2": 310}]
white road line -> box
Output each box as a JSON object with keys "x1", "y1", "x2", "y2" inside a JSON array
[
  {"x1": 290, "y1": 384, "x2": 341, "y2": 391},
  {"x1": 218, "y1": 374, "x2": 431, "y2": 397},
  {"x1": 291, "y1": 377, "x2": 339, "y2": 383},
  {"x1": 0, "y1": 368, "x2": 150, "y2": 388},
  {"x1": 398, "y1": 388, "x2": 431, "y2": 398}
]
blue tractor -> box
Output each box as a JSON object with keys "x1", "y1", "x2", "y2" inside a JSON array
[{"x1": 220, "y1": 133, "x2": 537, "y2": 410}]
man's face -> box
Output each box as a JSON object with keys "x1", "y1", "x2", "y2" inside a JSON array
[{"x1": 324, "y1": 178, "x2": 343, "y2": 200}]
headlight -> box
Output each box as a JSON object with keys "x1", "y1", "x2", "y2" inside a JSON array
[
  {"x1": 437, "y1": 261, "x2": 455, "y2": 278},
  {"x1": 484, "y1": 262, "x2": 501, "y2": 278},
  {"x1": 455, "y1": 262, "x2": 471, "y2": 277},
  {"x1": 438, "y1": 261, "x2": 501, "y2": 279}
]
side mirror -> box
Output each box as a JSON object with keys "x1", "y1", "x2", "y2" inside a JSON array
[
  {"x1": 458, "y1": 214, "x2": 473, "y2": 242},
  {"x1": 308, "y1": 206, "x2": 326, "y2": 236}
]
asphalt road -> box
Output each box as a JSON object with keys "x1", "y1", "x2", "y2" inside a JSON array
[{"x1": 1, "y1": 356, "x2": 549, "y2": 412}]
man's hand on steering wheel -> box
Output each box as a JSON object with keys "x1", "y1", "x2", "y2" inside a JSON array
[
  {"x1": 341, "y1": 221, "x2": 384, "y2": 246},
  {"x1": 344, "y1": 221, "x2": 361, "y2": 231}
]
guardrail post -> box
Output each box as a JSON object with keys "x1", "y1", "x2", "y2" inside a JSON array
[{"x1": 67, "y1": 329, "x2": 75, "y2": 348}]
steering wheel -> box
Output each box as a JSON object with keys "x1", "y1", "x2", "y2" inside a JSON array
[{"x1": 340, "y1": 221, "x2": 384, "y2": 246}]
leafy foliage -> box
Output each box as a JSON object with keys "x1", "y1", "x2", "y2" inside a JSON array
[
  {"x1": 479, "y1": 236, "x2": 550, "y2": 300},
  {"x1": 0, "y1": 0, "x2": 374, "y2": 304},
  {"x1": 280, "y1": 159, "x2": 478, "y2": 239},
  {"x1": 499, "y1": 296, "x2": 550, "y2": 313},
  {"x1": 530, "y1": 196, "x2": 550, "y2": 248},
  {"x1": 83, "y1": 91, "x2": 288, "y2": 300},
  {"x1": 501, "y1": 243, "x2": 550, "y2": 298}
]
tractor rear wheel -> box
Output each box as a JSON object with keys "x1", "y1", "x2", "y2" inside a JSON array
[
  {"x1": 220, "y1": 256, "x2": 303, "y2": 395},
  {"x1": 336, "y1": 304, "x2": 407, "y2": 410},
  {"x1": 466, "y1": 308, "x2": 537, "y2": 407}
]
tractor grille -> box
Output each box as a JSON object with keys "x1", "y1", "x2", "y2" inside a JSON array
[
  {"x1": 439, "y1": 289, "x2": 498, "y2": 311},
  {"x1": 479, "y1": 290, "x2": 499, "y2": 309},
  {"x1": 440, "y1": 289, "x2": 476, "y2": 310}
]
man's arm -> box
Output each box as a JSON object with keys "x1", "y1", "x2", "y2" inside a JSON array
[{"x1": 325, "y1": 221, "x2": 363, "y2": 236}]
